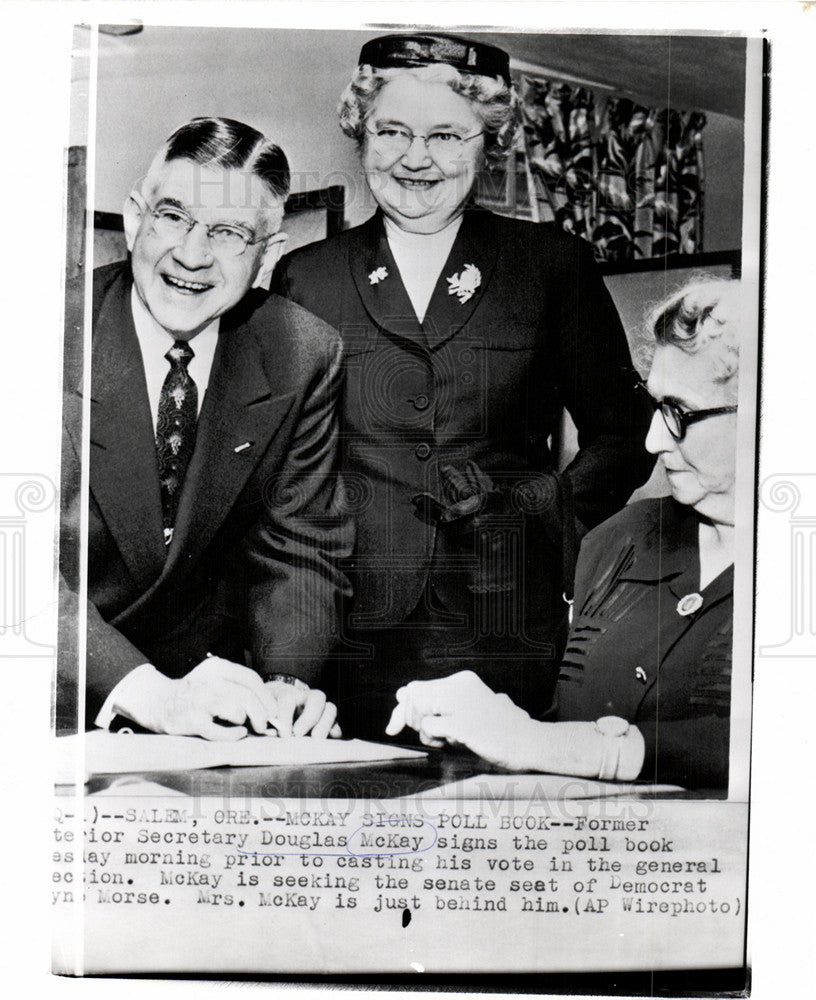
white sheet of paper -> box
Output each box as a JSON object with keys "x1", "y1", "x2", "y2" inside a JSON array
[
  {"x1": 56, "y1": 732, "x2": 426, "y2": 779},
  {"x1": 412, "y1": 772, "x2": 684, "y2": 800}
]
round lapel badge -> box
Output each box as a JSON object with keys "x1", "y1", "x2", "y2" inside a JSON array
[{"x1": 677, "y1": 592, "x2": 704, "y2": 616}]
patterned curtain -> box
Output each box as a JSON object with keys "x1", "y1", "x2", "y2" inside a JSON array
[{"x1": 517, "y1": 76, "x2": 706, "y2": 262}]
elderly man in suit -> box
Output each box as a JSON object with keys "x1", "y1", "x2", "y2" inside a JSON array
[{"x1": 60, "y1": 117, "x2": 352, "y2": 740}]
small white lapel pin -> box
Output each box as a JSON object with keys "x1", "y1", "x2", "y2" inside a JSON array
[
  {"x1": 368, "y1": 266, "x2": 389, "y2": 285},
  {"x1": 447, "y1": 263, "x2": 481, "y2": 304},
  {"x1": 233, "y1": 441, "x2": 253, "y2": 454},
  {"x1": 677, "y1": 592, "x2": 704, "y2": 616}
]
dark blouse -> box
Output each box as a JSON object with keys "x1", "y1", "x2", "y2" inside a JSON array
[{"x1": 554, "y1": 497, "x2": 733, "y2": 790}]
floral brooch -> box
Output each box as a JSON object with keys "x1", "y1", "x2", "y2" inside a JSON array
[
  {"x1": 447, "y1": 263, "x2": 481, "y2": 304},
  {"x1": 368, "y1": 266, "x2": 389, "y2": 285}
]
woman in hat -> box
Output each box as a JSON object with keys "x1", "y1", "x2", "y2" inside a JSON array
[
  {"x1": 273, "y1": 33, "x2": 653, "y2": 739},
  {"x1": 385, "y1": 279, "x2": 742, "y2": 790}
]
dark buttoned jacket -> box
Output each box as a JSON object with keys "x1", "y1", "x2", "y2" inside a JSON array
[
  {"x1": 273, "y1": 208, "x2": 652, "y2": 647},
  {"x1": 555, "y1": 497, "x2": 733, "y2": 790},
  {"x1": 60, "y1": 262, "x2": 352, "y2": 726}
]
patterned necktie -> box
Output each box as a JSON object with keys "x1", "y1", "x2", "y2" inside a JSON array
[{"x1": 156, "y1": 340, "x2": 198, "y2": 546}]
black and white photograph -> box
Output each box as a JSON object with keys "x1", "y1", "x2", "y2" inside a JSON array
[
  {"x1": 48, "y1": 17, "x2": 760, "y2": 982},
  {"x1": 1, "y1": 2, "x2": 813, "y2": 997}
]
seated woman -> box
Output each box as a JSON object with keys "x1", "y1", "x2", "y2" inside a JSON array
[{"x1": 386, "y1": 278, "x2": 742, "y2": 790}]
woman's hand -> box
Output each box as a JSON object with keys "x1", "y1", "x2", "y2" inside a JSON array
[
  {"x1": 411, "y1": 461, "x2": 519, "y2": 596},
  {"x1": 385, "y1": 671, "x2": 645, "y2": 780},
  {"x1": 385, "y1": 670, "x2": 541, "y2": 770},
  {"x1": 411, "y1": 461, "x2": 507, "y2": 528}
]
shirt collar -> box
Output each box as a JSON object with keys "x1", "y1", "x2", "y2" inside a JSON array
[
  {"x1": 383, "y1": 213, "x2": 463, "y2": 251},
  {"x1": 130, "y1": 285, "x2": 220, "y2": 362},
  {"x1": 614, "y1": 497, "x2": 733, "y2": 605},
  {"x1": 620, "y1": 497, "x2": 703, "y2": 583}
]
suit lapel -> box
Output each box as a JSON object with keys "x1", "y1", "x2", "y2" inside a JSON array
[
  {"x1": 166, "y1": 314, "x2": 296, "y2": 573},
  {"x1": 421, "y1": 207, "x2": 500, "y2": 349},
  {"x1": 349, "y1": 213, "x2": 428, "y2": 347},
  {"x1": 86, "y1": 271, "x2": 167, "y2": 590},
  {"x1": 349, "y1": 208, "x2": 500, "y2": 351}
]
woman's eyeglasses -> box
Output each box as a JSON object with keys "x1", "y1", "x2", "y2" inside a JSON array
[
  {"x1": 638, "y1": 382, "x2": 737, "y2": 442},
  {"x1": 365, "y1": 123, "x2": 482, "y2": 160}
]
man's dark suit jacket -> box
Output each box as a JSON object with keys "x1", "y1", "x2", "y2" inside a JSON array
[
  {"x1": 272, "y1": 207, "x2": 653, "y2": 728},
  {"x1": 60, "y1": 261, "x2": 352, "y2": 727}
]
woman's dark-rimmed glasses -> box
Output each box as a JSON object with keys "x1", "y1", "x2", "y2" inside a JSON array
[{"x1": 639, "y1": 382, "x2": 737, "y2": 442}]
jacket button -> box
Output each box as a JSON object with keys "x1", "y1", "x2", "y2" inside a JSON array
[
  {"x1": 415, "y1": 442, "x2": 431, "y2": 460},
  {"x1": 412, "y1": 394, "x2": 430, "y2": 411}
]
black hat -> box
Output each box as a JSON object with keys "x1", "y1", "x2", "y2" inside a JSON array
[{"x1": 358, "y1": 32, "x2": 511, "y2": 87}]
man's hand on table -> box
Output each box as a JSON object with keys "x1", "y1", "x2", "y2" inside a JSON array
[
  {"x1": 106, "y1": 657, "x2": 341, "y2": 740},
  {"x1": 264, "y1": 675, "x2": 341, "y2": 739},
  {"x1": 385, "y1": 670, "x2": 541, "y2": 770}
]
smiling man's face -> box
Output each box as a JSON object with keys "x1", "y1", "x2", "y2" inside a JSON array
[{"x1": 124, "y1": 158, "x2": 284, "y2": 338}]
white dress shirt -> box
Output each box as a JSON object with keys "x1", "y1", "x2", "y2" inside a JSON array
[
  {"x1": 384, "y1": 215, "x2": 463, "y2": 324},
  {"x1": 95, "y1": 291, "x2": 221, "y2": 729},
  {"x1": 130, "y1": 286, "x2": 219, "y2": 430}
]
